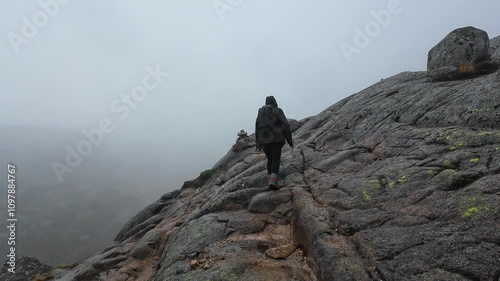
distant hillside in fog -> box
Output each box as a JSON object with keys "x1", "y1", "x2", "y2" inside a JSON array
[{"x1": 0, "y1": 125, "x2": 193, "y2": 265}]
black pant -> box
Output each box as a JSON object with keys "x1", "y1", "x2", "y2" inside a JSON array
[{"x1": 263, "y1": 142, "x2": 284, "y2": 175}]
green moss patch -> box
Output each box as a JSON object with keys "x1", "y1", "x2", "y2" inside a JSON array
[
  {"x1": 398, "y1": 175, "x2": 408, "y2": 184},
  {"x1": 459, "y1": 197, "x2": 493, "y2": 218},
  {"x1": 360, "y1": 188, "x2": 372, "y2": 202},
  {"x1": 469, "y1": 158, "x2": 480, "y2": 164}
]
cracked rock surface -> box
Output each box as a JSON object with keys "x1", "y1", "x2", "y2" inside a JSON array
[{"x1": 43, "y1": 35, "x2": 500, "y2": 281}]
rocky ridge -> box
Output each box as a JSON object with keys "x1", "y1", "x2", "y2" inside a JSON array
[{"x1": 5, "y1": 27, "x2": 500, "y2": 281}]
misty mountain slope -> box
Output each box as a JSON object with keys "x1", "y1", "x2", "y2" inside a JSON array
[
  {"x1": 0, "y1": 126, "x2": 158, "y2": 266},
  {"x1": 24, "y1": 33, "x2": 500, "y2": 281}
]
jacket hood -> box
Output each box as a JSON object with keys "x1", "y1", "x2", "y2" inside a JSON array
[{"x1": 265, "y1": 96, "x2": 278, "y2": 108}]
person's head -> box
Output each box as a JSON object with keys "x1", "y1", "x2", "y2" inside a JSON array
[{"x1": 265, "y1": 96, "x2": 278, "y2": 108}]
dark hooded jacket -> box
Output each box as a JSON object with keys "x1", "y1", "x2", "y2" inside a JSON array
[{"x1": 255, "y1": 96, "x2": 293, "y2": 146}]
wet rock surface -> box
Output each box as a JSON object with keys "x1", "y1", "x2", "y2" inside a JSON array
[{"x1": 31, "y1": 29, "x2": 500, "y2": 281}]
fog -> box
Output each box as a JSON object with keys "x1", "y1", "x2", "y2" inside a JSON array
[{"x1": 1, "y1": 0, "x2": 499, "y2": 265}]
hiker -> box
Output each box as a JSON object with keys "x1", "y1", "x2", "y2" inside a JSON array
[{"x1": 255, "y1": 96, "x2": 293, "y2": 188}]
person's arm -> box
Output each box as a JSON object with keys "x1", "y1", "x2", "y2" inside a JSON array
[
  {"x1": 255, "y1": 109, "x2": 261, "y2": 148},
  {"x1": 275, "y1": 108, "x2": 293, "y2": 147},
  {"x1": 255, "y1": 117, "x2": 259, "y2": 144}
]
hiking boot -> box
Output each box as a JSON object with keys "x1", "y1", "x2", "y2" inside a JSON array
[{"x1": 269, "y1": 173, "x2": 279, "y2": 189}]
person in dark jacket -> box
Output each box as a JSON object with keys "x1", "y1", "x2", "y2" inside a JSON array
[{"x1": 255, "y1": 96, "x2": 293, "y2": 188}]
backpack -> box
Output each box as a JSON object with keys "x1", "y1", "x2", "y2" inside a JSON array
[{"x1": 257, "y1": 106, "x2": 283, "y2": 144}]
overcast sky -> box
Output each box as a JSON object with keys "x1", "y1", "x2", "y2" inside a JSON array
[{"x1": 1, "y1": 0, "x2": 500, "y2": 190}]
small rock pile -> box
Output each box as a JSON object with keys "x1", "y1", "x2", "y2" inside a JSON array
[{"x1": 232, "y1": 130, "x2": 256, "y2": 152}]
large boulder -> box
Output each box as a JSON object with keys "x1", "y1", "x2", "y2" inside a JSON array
[
  {"x1": 427, "y1": 26, "x2": 497, "y2": 81},
  {"x1": 490, "y1": 35, "x2": 500, "y2": 65}
]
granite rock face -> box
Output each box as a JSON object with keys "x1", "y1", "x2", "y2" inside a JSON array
[{"x1": 25, "y1": 30, "x2": 500, "y2": 281}]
